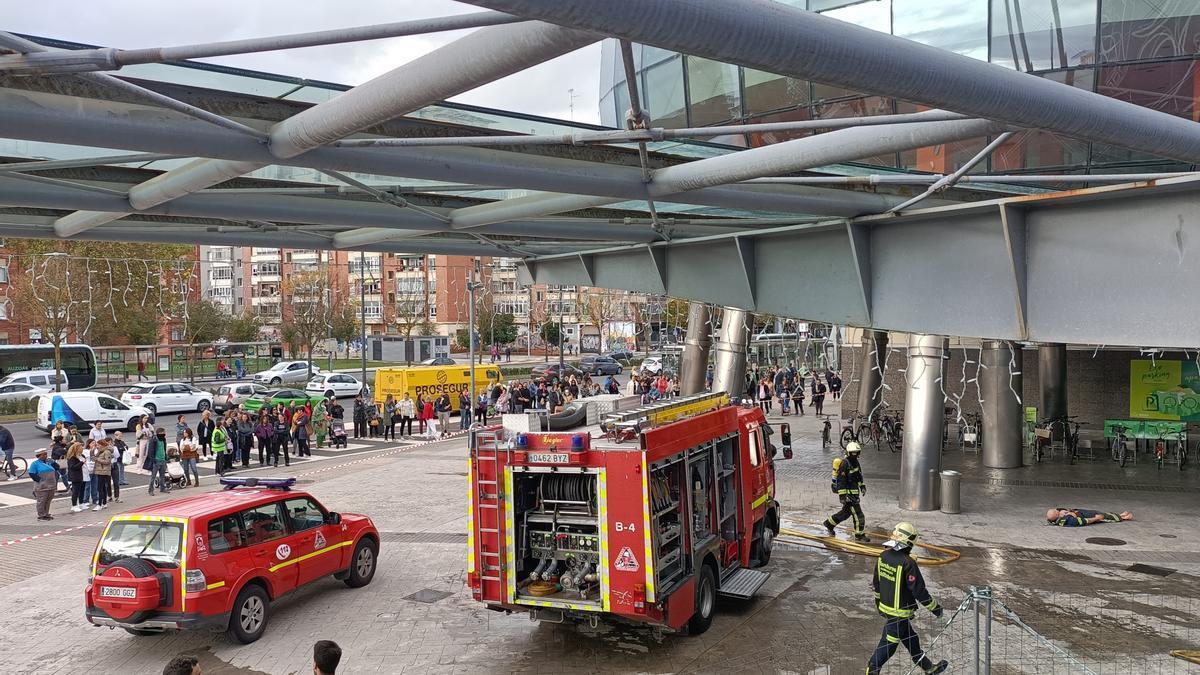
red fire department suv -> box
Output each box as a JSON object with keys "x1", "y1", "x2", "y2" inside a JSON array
[{"x1": 85, "y1": 477, "x2": 380, "y2": 644}]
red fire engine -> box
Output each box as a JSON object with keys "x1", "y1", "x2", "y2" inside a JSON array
[{"x1": 467, "y1": 392, "x2": 784, "y2": 634}]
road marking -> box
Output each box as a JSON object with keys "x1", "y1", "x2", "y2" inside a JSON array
[
  {"x1": 0, "y1": 493, "x2": 35, "y2": 507},
  {"x1": 0, "y1": 521, "x2": 105, "y2": 548}
]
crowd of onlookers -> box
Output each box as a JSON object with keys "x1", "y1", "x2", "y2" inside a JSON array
[{"x1": 745, "y1": 362, "x2": 841, "y2": 416}]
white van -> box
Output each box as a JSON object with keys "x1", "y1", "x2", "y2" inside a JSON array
[
  {"x1": 35, "y1": 392, "x2": 151, "y2": 433},
  {"x1": 2, "y1": 369, "x2": 69, "y2": 391}
]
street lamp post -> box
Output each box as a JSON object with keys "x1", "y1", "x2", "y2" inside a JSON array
[
  {"x1": 359, "y1": 251, "x2": 367, "y2": 388},
  {"x1": 468, "y1": 258, "x2": 481, "y2": 425}
]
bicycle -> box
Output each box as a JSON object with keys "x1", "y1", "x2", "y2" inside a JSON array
[
  {"x1": 839, "y1": 410, "x2": 867, "y2": 450},
  {"x1": 1111, "y1": 423, "x2": 1132, "y2": 468},
  {"x1": 3, "y1": 454, "x2": 27, "y2": 480},
  {"x1": 1176, "y1": 429, "x2": 1188, "y2": 470},
  {"x1": 1065, "y1": 419, "x2": 1087, "y2": 465},
  {"x1": 819, "y1": 414, "x2": 833, "y2": 450},
  {"x1": 1155, "y1": 429, "x2": 1168, "y2": 470},
  {"x1": 878, "y1": 410, "x2": 903, "y2": 453}
]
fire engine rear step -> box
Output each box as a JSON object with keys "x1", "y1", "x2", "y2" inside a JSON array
[{"x1": 718, "y1": 568, "x2": 770, "y2": 600}]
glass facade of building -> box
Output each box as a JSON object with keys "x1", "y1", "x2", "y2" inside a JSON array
[{"x1": 598, "y1": 0, "x2": 1200, "y2": 175}]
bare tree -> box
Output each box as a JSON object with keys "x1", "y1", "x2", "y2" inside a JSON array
[
  {"x1": 582, "y1": 287, "x2": 619, "y2": 353},
  {"x1": 393, "y1": 273, "x2": 430, "y2": 362},
  {"x1": 280, "y1": 268, "x2": 337, "y2": 378},
  {"x1": 18, "y1": 254, "x2": 87, "y2": 392}
]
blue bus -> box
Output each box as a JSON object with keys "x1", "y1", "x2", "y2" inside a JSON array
[{"x1": 0, "y1": 343, "x2": 98, "y2": 390}]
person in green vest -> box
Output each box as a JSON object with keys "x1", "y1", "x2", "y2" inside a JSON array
[{"x1": 211, "y1": 419, "x2": 229, "y2": 476}]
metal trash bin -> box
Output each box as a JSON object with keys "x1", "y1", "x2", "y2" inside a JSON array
[{"x1": 940, "y1": 470, "x2": 962, "y2": 514}]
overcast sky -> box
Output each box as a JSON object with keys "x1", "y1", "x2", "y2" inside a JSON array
[{"x1": 5, "y1": 0, "x2": 603, "y2": 124}]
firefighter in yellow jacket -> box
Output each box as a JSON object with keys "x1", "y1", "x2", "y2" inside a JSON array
[
  {"x1": 867, "y1": 522, "x2": 948, "y2": 675},
  {"x1": 824, "y1": 441, "x2": 868, "y2": 541}
]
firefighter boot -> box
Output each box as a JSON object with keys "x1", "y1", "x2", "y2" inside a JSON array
[
  {"x1": 925, "y1": 660, "x2": 948, "y2": 674},
  {"x1": 824, "y1": 518, "x2": 836, "y2": 536},
  {"x1": 854, "y1": 532, "x2": 871, "y2": 542}
]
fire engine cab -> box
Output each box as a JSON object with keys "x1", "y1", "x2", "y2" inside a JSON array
[{"x1": 467, "y1": 392, "x2": 783, "y2": 634}]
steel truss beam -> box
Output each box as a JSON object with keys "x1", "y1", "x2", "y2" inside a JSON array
[
  {"x1": 49, "y1": 20, "x2": 601, "y2": 237},
  {"x1": 0, "y1": 177, "x2": 741, "y2": 243},
  {"x1": 0, "y1": 12, "x2": 525, "y2": 76},
  {"x1": 0, "y1": 87, "x2": 918, "y2": 221},
  {"x1": 466, "y1": 0, "x2": 1200, "y2": 163},
  {"x1": 518, "y1": 176, "x2": 1200, "y2": 348}
]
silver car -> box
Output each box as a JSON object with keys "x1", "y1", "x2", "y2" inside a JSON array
[
  {"x1": 253, "y1": 360, "x2": 322, "y2": 386},
  {"x1": 0, "y1": 381, "x2": 50, "y2": 402},
  {"x1": 215, "y1": 382, "x2": 269, "y2": 412}
]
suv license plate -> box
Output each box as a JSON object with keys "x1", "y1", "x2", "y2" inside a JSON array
[
  {"x1": 100, "y1": 586, "x2": 138, "y2": 598},
  {"x1": 527, "y1": 453, "x2": 569, "y2": 464}
]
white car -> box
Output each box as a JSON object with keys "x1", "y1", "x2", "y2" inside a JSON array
[
  {"x1": 305, "y1": 373, "x2": 366, "y2": 399},
  {"x1": 254, "y1": 360, "x2": 322, "y2": 386},
  {"x1": 0, "y1": 381, "x2": 50, "y2": 402},
  {"x1": 641, "y1": 356, "x2": 664, "y2": 374},
  {"x1": 35, "y1": 392, "x2": 151, "y2": 432},
  {"x1": 120, "y1": 382, "x2": 213, "y2": 415},
  {"x1": 1, "y1": 369, "x2": 69, "y2": 391}
]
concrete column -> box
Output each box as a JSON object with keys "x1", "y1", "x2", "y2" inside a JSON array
[
  {"x1": 1039, "y1": 343, "x2": 1067, "y2": 439},
  {"x1": 900, "y1": 335, "x2": 948, "y2": 511},
  {"x1": 856, "y1": 330, "x2": 889, "y2": 417},
  {"x1": 711, "y1": 307, "x2": 751, "y2": 399},
  {"x1": 981, "y1": 340, "x2": 1023, "y2": 468},
  {"x1": 679, "y1": 302, "x2": 712, "y2": 396}
]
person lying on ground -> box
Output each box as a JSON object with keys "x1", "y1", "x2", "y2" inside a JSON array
[{"x1": 1046, "y1": 508, "x2": 1133, "y2": 527}]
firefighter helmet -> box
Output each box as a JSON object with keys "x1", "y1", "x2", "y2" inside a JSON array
[
  {"x1": 845, "y1": 441, "x2": 862, "y2": 455},
  {"x1": 891, "y1": 521, "x2": 919, "y2": 546}
]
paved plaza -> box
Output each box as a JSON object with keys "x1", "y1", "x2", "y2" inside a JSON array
[{"x1": 0, "y1": 398, "x2": 1197, "y2": 673}]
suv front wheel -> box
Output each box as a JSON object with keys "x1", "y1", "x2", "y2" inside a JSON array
[{"x1": 227, "y1": 584, "x2": 270, "y2": 644}]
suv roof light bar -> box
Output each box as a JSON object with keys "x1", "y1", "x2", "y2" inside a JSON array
[{"x1": 219, "y1": 476, "x2": 296, "y2": 491}]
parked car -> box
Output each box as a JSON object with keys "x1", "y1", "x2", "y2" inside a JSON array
[
  {"x1": 214, "y1": 383, "x2": 269, "y2": 412},
  {"x1": 305, "y1": 373, "x2": 366, "y2": 399},
  {"x1": 121, "y1": 382, "x2": 213, "y2": 415},
  {"x1": 35, "y1": 392, "x2": 151, "y2": 432},
  {"x1": 85, "y1": 476, "x2": 379, "y2": 644},
  {"x1": 253, "y1": 361, "x2": 321, "y2": 386},
  {"x1": 579, "y1": 355, "x2": 623, "y2": 376},
  {"x1": 1, "y1": 369, "x2": 69, "y2": 391},
  {"x1": 640, "y1": 356, "x2": 664, "y2": 374},
  {"x1": 0, "y1": 381, "x2": 50, "y2": 402},
  {"x1": 420, "y1": 357, "x2": 455, "y2": 366},
  {"x1": 605, "y1": 350, "x2": 636, "y2": 362},
  {"x1": 241, "y1": 388, "x2": 325, "y2": 413},
  {"x1": 529, "y1": 363, "x2": 585, "y2": 382}
]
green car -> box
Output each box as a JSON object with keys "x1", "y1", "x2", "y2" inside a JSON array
[{"x1": 241, "y1": 388, "x2": 326, "y2": 412}]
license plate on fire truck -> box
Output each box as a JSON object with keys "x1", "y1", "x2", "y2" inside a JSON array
[
  {"x1": 100, "y1": 586, "x2": 137, "y2": 598},
  {"x1": 527, "y1": 452, "x2": 569, "y2": 464}
]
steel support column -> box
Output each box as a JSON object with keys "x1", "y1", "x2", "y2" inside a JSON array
[
  {"x1": 981, "y1": 340, "x2": 1023, "y2": 469},
  {"x1": 900, "y1": 335, "x2": 948, "y2": 511},
  {"x1": 679, "y1": 302, "x2": 712, "y2": 396},
  {"x1": 711, "y1": 308, "x2": 751, "y2": 399},
  {"x1": 856, "y1": 330, "x2": 889, "y2": 419},
  {"x1": 1039, "y1": 343, "x2": 1067, "y2": 440}
]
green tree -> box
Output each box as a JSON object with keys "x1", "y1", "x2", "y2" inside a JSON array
[
  {"x1": 330, "y1": 302, "x2": 359, "y2": 359},
  {"x1": 478, "y1": 311, "x2": 518, "y2": 347},
  {"x1": 226, "y1": 312, "x2": 263, "y2": 343},
  {"x1": 18, "y1": 253, "x2": 87, "y2": 391},
  {"x1": 179, "y1": 300, "x2": 229, "y2": 382},
  {"x1": 539, "y1": 320, "x2": 561, "y2": 349}
]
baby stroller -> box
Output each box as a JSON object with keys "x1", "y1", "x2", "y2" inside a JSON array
[
  {"x1": 152, "y1": 444, "x2": 187, "y2": 491},
  {"x1": 331, "y1": 420, "x2": 348, "y2": 448}
]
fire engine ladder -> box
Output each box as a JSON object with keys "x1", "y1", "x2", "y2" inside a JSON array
[
  {"x1": 603, "y1": 391, "x2": 729, "y2": 434},
  {"x1": 472, "y1": 430, "x2": 509, "y2": 600}
]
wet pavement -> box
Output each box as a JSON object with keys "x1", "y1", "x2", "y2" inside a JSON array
[{"x1": 0, "y1": 397, "x2": 1198, "y2": 673}]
